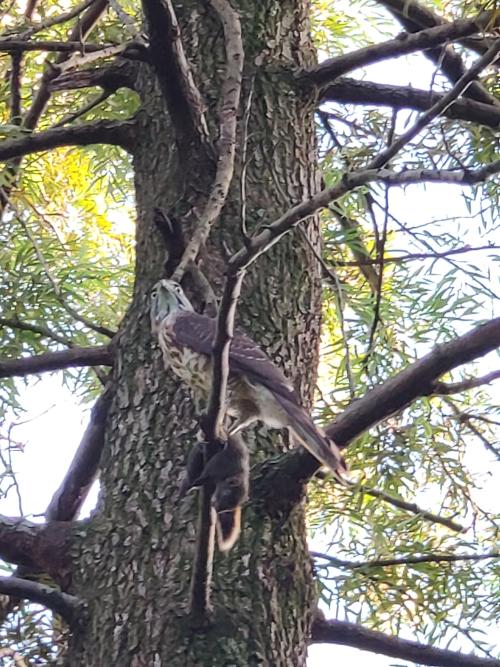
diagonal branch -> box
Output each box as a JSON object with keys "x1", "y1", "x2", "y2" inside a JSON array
[
  {"x1": 299, "y1": 11, "x2": 498, "y2": 87},
  {"x1": 374, "y1": 0, "x2": 498, "y2": 105},
  {"x1": 46, "y1": 386, "x2": 112, "y2": 521},
  {"x1": 172, "y1": 0, "x2": 244, "y2": 280},
  {"x1": 349, "y1": 482, "x2": 465, "y2": 532},
  {"x1": 310, "y1": 617, "x2": 500, "y2": 666},
  {"x1": 141, "y1": 0, "x2": 209, "y2": 150},
  {"x1": 0, "y1": 317, "x2": 73, "y2": 346},
  {"x1": 0, "y1": 119, "x2": 136, "y2": 161},
  {"x1": 432, "y1": 369, "x2": 500, "y2": 395},
  {"x1": 0, "y1": 345, "x2": 113, "y2": 379},
  {"x1": 321, "y1": 77, "x2": 500, "y2": 129},
  {"x1": 0, "y1": 577, "x2": 83, "y2": 626}
]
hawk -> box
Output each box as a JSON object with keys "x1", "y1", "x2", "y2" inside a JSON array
[{"x1": 150, "y1": 279, "x2": 346, "y2": 476}]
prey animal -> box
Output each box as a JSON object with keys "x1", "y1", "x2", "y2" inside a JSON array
[
  {"x1": 180, "y1": 434, "x2": 250, "y2": 551},
  {"x1": 150, "y1": 279, "x2": 346, "y2": 475}
]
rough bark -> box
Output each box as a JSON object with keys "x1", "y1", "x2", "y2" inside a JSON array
[{"x1": 65, "y1": 2, "x2": 322, "y2": 665}]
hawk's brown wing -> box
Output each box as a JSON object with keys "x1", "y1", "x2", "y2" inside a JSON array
[{"x1": 172, "y1": 311, "x2": 299, "y2": 403}]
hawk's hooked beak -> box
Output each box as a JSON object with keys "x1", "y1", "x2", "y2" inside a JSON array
[{"x1": 150, "y1": 279, "x2": 193, "y2": 334}]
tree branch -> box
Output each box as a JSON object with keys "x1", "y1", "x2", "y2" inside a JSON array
[
  {"x1": 49, "y1": 60, "x2": 139, "y2": 93},
  {"x1": 310, "y1": 617, "x2": 500, "y2": 667},
  {"x1": 373, "y1": 0, "x2": 493, "y2": 57},
  {"x1": 0, "y1": 316, "x2": 73, "y2": 346},
  {"x1": 0, "y1": 39, "x2": 117, "y2": 53},
  {"x1": 141, "y1": 0, "x2": 209, "y2": 151},
  {"x1": 312, "y1": 550, "x2": 500, "y2": 569},
  {"x1": 0, "y1": 516, "x2": 70, "y2": 578},
  {"x1": 349, "y1": 482, "x2": 465, "y2": 532},
  {"x1": 0, "y1": 119, "x2": 135, "y2": 161},
  {"x1": 432, "y1": 370, "x2": 500, "y2": 395},
  {"x1": 46, "y1": 386, "x2": 112, "y2": 521},
  {"x1": 374, "y1": 0, "x2": 498, "y2": 105},
  {"x1": 329, "y1": 244, "x2": 500, "y2": 267},
  {"x1": 0, "y1": 345, "x2": 113, "y2": 379},
  {"x1": 299, "y1": 11, "x2": 498, "y2": 86},
  {"x1": 0, "y1": 576, "x2": 83, "y2": 626},
  {"x1": 172, "y1": 0, "x2": 244, "y2": 280},
  {"x1": 228, "y1": 163, "x2": 500, "y2": 274},
  {"x1": 188, "y1": 0, "x2": 244, "y2": 617},
  {"x1": 321, "y1": 77, "x2": 500, "y2": 130}
]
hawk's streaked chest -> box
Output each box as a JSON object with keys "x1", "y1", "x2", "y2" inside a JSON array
[{"x1": 158, "y1": 316, "x2": 211, "y2": 396}]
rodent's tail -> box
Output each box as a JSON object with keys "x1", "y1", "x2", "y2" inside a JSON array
[{"x1": 215, "y1": 506, "x2": 241, "y2": 552}]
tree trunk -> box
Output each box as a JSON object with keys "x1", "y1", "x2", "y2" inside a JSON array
[{"x1": 67, "y1": 1, "x2": 322, "y2": 664}]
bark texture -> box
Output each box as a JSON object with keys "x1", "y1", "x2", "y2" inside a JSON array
[{"x1": 66, "y1": 1, "x2": 322, "y2": 665}]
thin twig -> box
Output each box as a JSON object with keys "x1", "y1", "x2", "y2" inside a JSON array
[
  {"x1": 369, "y1": 40, "x2": 500, "y2": 170},
  {"x1": 433, "y1": 370, "x2": 500, "y2": 395},
  {"x1": 9, "y1": 51, "x2": 22, "y2": 123},
  {"x1": 348, "y1": 480, "x2": 466, "y2": 532},
  {"x1": 173, "y1": 0, "x2": 244, "y2": 280},
  {"x1": 332, "y1": 244, "x2": 500, "y2": 266},
  {"x1": 311, "y1": 550, "x2": 499, "y2": 569}
]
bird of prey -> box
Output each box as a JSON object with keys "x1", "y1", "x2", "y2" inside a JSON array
[
  {"x1": 150, "y1": 278, "x2": 346, "y2": 476},
  {"x1": 180, "y1": 435, "x2": 250, "y2": 551}
]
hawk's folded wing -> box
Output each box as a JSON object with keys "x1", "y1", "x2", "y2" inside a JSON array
[{"x1": 172, "y1": 311, "x2": 300, "y2": 403}]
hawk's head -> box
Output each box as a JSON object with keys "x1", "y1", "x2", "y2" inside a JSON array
[{"x1": 150, "y1": 279, "x2": 193, "y2": 333}]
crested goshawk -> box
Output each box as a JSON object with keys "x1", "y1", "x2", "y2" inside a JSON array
[{"x1": 150, "y1": 279, "x2": 345, "y2": 476}]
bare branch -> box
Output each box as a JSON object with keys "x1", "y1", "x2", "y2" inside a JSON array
[
  {"x1": 9, "y1": 52, "x2": 22, "y2": 123},
  {"x1": 374, "y1": 0, "x2": 498, "y2": 105},
  {"x1": 13, "y1": 0, "x2": 99, "y2": 38},
  {"x1": 141, "y1": 0, "x2": 209, "y2": 150},
  {"x1": 312, "y1": 550, "x2": 500, "y2": 569},
  {"x1": 49, "y1": 60, "x2": 138, "y2": 93},
  {"x1": 0, "y1": 119, "x2": 135, "y2": 161},
  {"x1": 188, "y1": 1, "x2": 245, "y2": 617},
  {"x1": 310, "y1": 617, "x2": 500, "y2": 667},
  {"x1": 299, "y1": 11, "x2": 498, "y2": 86},
  {"x1": 369, "y1": 40, "x2": 500, "y2": 170},
  {"x1": 0, "y1": 317, "x2": 73, "y2": 346},
  {"x1": 228, "y1": 163, "x2": 500, "y2": 274},
  {"x1": 331, "y1": 244, "x2": 500, "y2": 267},
  {"x1": 46, "y1": 387, "x2": 112, "y2": 521},
  {"x1": 0, "y1": 345, "x2": 112, "y2": 379},
  {"x1": 0, "y1": 39, "x2": 117, "y2": 53},
  {"x1": 373, "y1": 0, "x2": 493, "y2": 57},
  {"x1": 173, "y1": 0, "x2": 244, "y2": 280},
  {"x1": 433, "y1": 370, "x2": 500, "y2": 395},
  {"x1": 0, "y1": 576, "x2": 83, "y2": 625},
  {"x1": 0, "y1": 516, "x2": 70, "y2": 577},
  {"x1": 321, "y1": 78, "x2": 500, "y2": 130}
]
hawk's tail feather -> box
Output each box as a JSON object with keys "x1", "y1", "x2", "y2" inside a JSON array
[
  {"x1": 215, "y1": 506, "x2": 241, "y2": 552},
  {"x1": 274, "y1": 394, "x2": 347, "y2": 476}
]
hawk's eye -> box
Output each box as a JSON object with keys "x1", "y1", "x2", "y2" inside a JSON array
[{"x1": 151, "y1": 289, "x2": 157, "y2": 299}]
